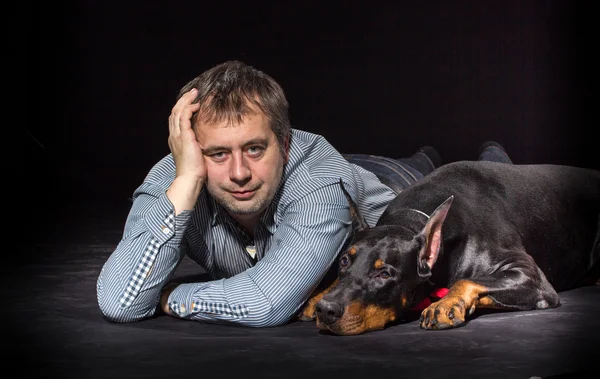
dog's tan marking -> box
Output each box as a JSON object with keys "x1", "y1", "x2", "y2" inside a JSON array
[
  {"x1": 401, "y1": 295, "x2": 408, "y2": 308},
  {"x1": 299, "y1": 279, "x2": 339, "y2": 321},
  {"x1": 318, "y1": 300, "x2": 396, "y2": 336},
  {"x1": 374, "y1": 259, "x2": 385, "y2": 269},
  {"x1": 477, "y1": 295, "x2": 497, "y2": 307},
  {"x1": 348, "y1": 246, "x2": 357, "y2": 255},
  {"x1": 335, "y1": 301, "x2": 396, "y2": 335},
  {"x1": 420, "y1": 279, "x2": 500, "y2": 329}
]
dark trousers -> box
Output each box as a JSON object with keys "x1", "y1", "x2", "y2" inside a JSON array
[{"x1": 344, "y1": 144, "x2": 512, "y2": 194}]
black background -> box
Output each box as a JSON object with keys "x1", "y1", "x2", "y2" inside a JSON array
[
  {"x1": 28, "y1": 1, "x2": 593, "y2": 216},
  {"x1": 18, "y1": 4, "x2": 600, "y2": 376}
]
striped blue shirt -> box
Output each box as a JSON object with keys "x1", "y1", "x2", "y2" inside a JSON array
[{"x1": 96, "y1": 129, "x2": 396, "y2": 327}]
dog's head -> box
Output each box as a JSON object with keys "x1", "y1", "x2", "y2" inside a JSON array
[{"x1": 315, "y1": 180, "x2": 453, "y2": 335}]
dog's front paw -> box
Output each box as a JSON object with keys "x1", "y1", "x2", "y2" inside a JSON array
[
  {"x1": 419, "y1": 296, "x2": 473, "y2": 330},
  {"x1": 298, "y1": 307, "x2": 316, "y2": 322},
  {"x1": 298, "y1": 298, "x2": 318, "y2": 321}
]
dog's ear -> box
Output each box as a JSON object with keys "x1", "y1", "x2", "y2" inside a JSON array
[
  {"x1": 339, "y1": 178, "x2": 369, "y2": 233},
  {"x1": 417, "y1": 195, "x2": 454, "y2": 279}
]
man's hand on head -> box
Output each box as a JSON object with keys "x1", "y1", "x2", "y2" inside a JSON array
[{"x1": 167, "y1": 88, "x2": 206, "y2": 214}]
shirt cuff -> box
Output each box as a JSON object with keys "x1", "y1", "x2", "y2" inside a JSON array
[
  {"x1": 143, "y1": 193, "x2": 193, "y2": 245},
  {"x1": 167, "y1": 282, "x2": 251, "y2": 320},
  {"x1": 168, "y1": 282, "x2": 209, "y2": 318}
]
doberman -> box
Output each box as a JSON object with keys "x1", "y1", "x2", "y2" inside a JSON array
[{"x1": 300, "y1": 160, "x2": 600, "y2": 335}]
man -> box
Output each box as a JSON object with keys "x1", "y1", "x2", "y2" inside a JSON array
[{"x1": 96, "y1": 60, "x2": 508, "y2": 327}]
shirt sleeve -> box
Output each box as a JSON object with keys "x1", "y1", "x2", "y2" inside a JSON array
[
  {"x1": 96, "y1": 180, "x2": 193, "y2": 322},
  {"x1": 166, "y1": 181, "x2": 352, "y2": 327}
]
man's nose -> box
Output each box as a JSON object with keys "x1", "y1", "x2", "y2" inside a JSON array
[{"x1": 229, "y1": 153, "x2": 251, "y2": 183}]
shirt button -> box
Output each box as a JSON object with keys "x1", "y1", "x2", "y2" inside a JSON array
[{"x1": 161, "y1": 226, "x2": 171, "y2": 234}]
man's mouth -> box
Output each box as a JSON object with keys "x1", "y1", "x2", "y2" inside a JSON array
[{"x1": 229, "y1": 189, "x2": 257, "y2": 200}]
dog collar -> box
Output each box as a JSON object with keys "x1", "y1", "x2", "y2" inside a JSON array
[{"x1": 408, "y1": 208, "x2": 430, "y2": 219}]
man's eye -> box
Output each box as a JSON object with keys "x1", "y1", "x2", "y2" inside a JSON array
[
  {"x1": 246, "y1": 146, "x2": 265, "y2": 156},
  {"x1": 209, "y1": 152, "x2": 227, "y2": 161}
]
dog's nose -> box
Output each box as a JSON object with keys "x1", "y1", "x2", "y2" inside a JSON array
[{"x1": 316, "y1": 299, "x2": 343, "y2": 325}]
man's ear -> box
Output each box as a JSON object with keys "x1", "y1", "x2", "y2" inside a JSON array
[
  {"x1": 283, "y1": 135, "x2": 290, "y2": 164},
  {"x1": 339, "y1": 179, "x2": 369, "y2": 234},
  {"x1": 417, "y1": 196, "x2": 453, "y2": 279}
]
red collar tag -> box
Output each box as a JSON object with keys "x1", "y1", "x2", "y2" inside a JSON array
[{"x1": 411, "y1": 288, "x2": 449, "y2": 311}]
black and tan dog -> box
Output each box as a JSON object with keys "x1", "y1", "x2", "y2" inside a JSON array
[{"x1": 300, "y1": 161, "x2": 600, "y2": 335}]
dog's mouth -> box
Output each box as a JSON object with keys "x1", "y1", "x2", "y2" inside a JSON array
[
  {"x1": 316, "y1": 302, "x2": 396, "y2": 336},
  {"x1": 316, "y1": 314, "x2": 367, "y2": 336}
]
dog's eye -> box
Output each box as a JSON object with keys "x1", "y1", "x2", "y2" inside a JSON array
[
  {"x1": 379, "y1": 271, "x2": 390, "y2": 279},
  {"x1": 340, "y1": 255, "x2": 350, "y2": 268}
]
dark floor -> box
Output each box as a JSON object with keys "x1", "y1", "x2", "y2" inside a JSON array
[{"x1": 10, "y1": 200, "x2": 599, "y2": 379}]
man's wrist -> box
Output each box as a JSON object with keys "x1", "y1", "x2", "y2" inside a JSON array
[
  {"x1": 160, "y1": 282, "x2": 179, "y2": 316},
  {"x1": 167, "y1": 176, "x2": 204, "y2": 215}
]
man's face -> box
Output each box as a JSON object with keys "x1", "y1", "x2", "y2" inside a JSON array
[{"x1": 195, "y1": 111, "x2": 287, "y2": 224}]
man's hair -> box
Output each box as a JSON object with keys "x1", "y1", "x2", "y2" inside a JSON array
[{"x1": 178, "y1": 60, "x2": 291, "y2": 154}]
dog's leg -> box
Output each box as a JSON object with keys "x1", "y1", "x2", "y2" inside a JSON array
[
  {"x1": 420, "y1": 251, "x2": 559, "y2": 330},
  {"x1": 299, "y1": 278, "x2": 339, "y2": 321}
]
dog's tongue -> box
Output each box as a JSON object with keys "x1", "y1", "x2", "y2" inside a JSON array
[{"x1": 411, "y1": 288, "x2": 449, "y2": 312}]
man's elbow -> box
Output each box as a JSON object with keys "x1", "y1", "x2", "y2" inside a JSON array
[
  {"x1": 96, "y1": 296, "x2": 135, "y2": 323},
  {"x1": 96, "y1": 288, "x2": 153, "y2": 323},
  {"x1": 254, "y1": 306, "x2": 297, "y2": 328}
]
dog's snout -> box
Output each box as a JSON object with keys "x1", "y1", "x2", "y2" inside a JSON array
[{"x1": 316, "y1": 299, "x2": 343, "y2": 325}]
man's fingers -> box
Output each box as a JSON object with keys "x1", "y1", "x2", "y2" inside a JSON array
[
  {"x1": 169, "y1": 112, "x2": 177, "y2": 136},
  {"x1": 172, "y1": 88, "x2": 199, "y2": 119},
  {"x1": 169, "y1": 88, "x2": 200, "y2": 135},
  {"x1": 174, "y1": 88, "x2": 198, "y2": 110},
  {"x1": 179, "y1": 102, "x2": 201, "y2": 131}
]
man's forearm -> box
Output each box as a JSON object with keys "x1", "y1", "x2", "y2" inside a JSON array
[
  {"x1": 96, "y1": 189, "x2": 190, "y2": 322},
  {"x1": 97, "y1": 242, "x2": 184, "y2": 322},
  {"x1": 166, "y1": 176, "x2": 204, "y2": 215}
]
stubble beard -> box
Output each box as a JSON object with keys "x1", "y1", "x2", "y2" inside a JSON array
[{"x1": 209, "y1": 163, "x2": 284, "y2": 217}]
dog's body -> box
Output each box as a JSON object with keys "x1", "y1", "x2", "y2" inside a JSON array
[{"x1": 303, "y1": 161, "x2": 600, "y2": 335}]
